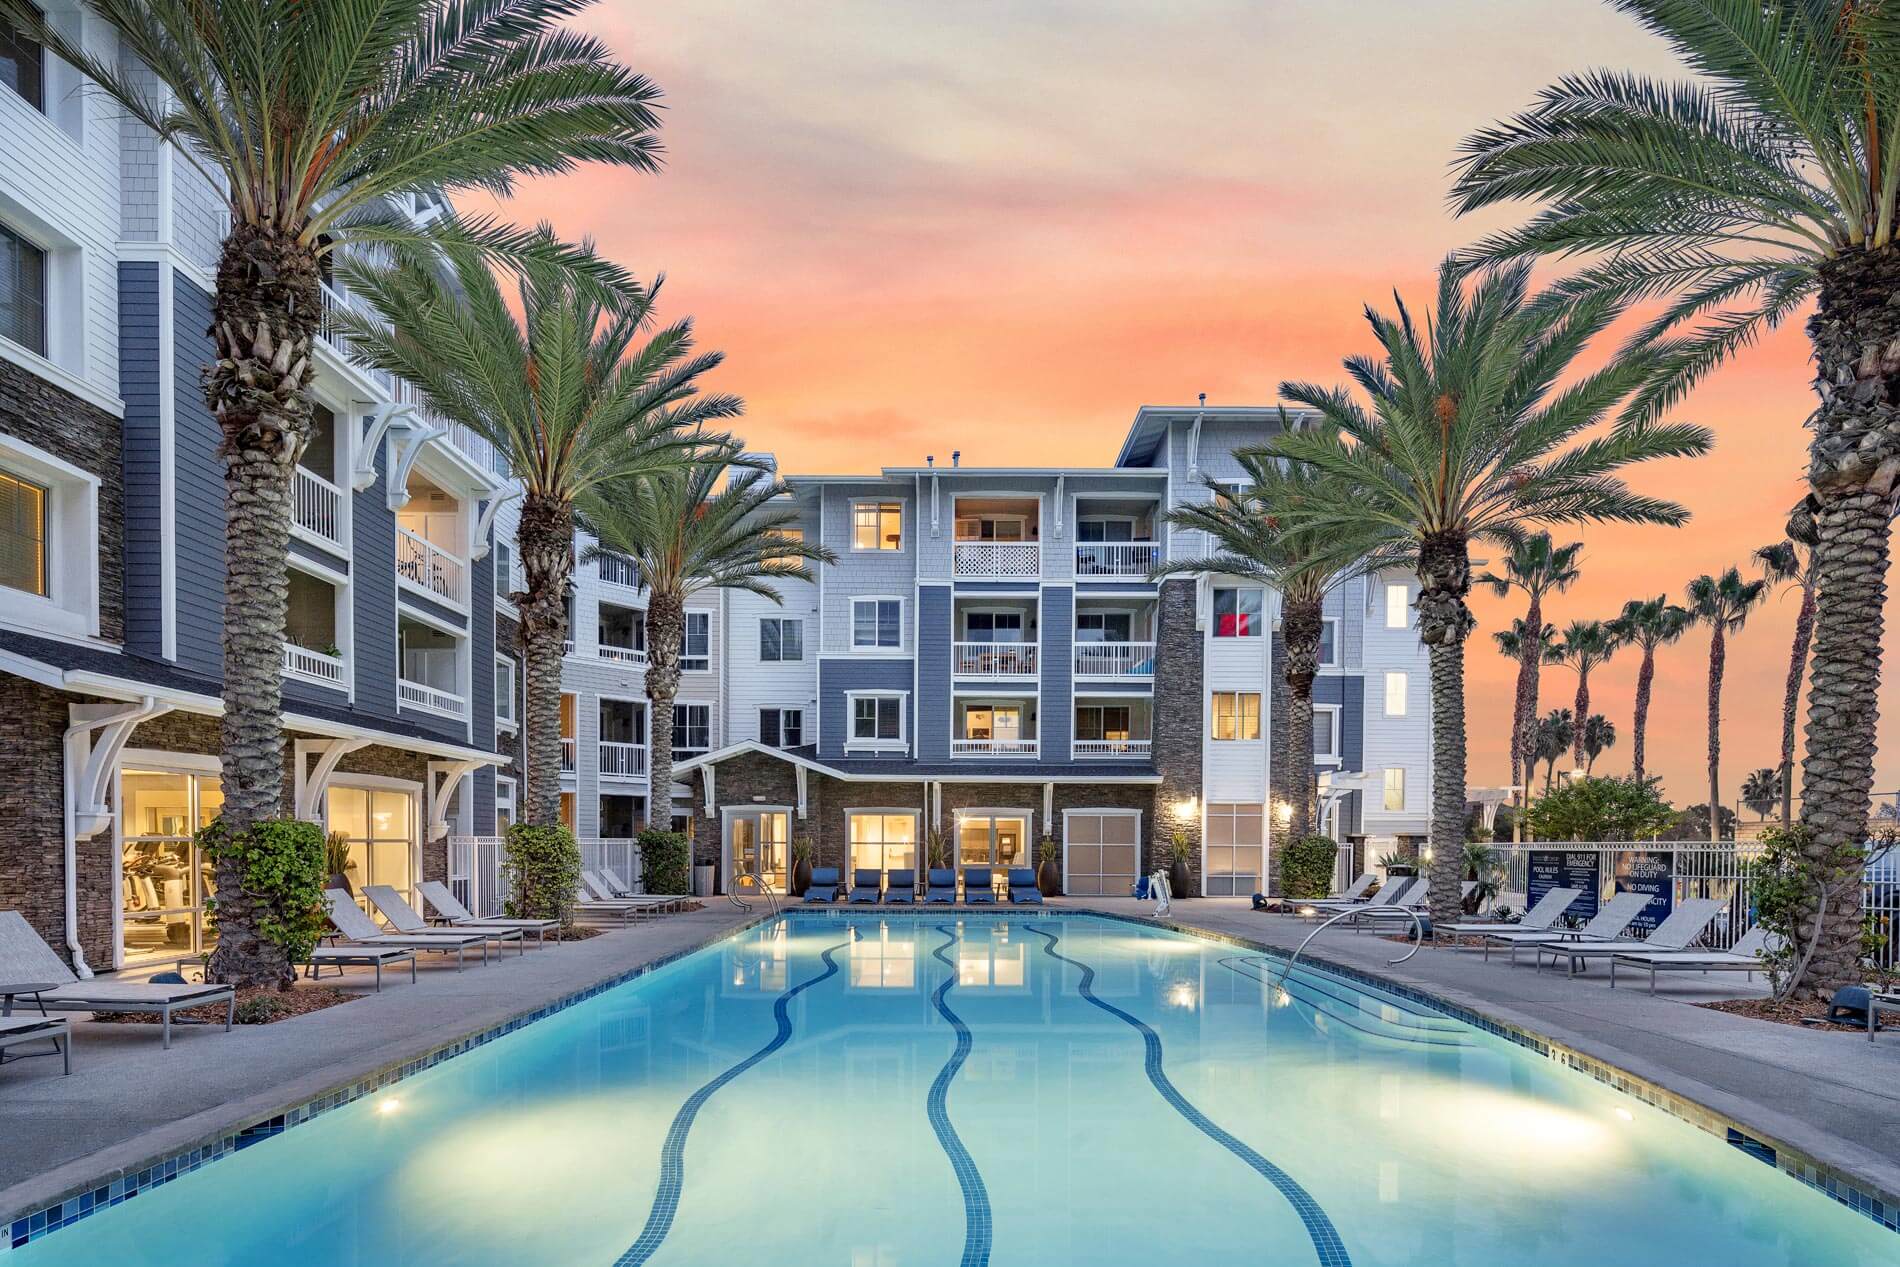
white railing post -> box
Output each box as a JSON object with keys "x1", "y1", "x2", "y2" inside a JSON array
[
  {"x1": 293, "y1": 466, "x2": 343, "y2": 543},
  {"x1": 396, "y1": 526, "x2": 467, "y2": 606},
  {"x1": 1074, "y1": 541, "x2": 1160, "y2": 578},
  {"x1": 1073, "y1": 641, "x2": 1155, "y2": 677},
  {"x1": 952, "y1": 641, "x2": 1037, "y2": 676}
]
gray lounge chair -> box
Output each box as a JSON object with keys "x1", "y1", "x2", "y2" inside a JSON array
[
  {"x1": 323, "y1": 891, "x2": 492, "y2": 970},
  {"x1": 963, "y1": 867, "x2": 997, "y2": 904},
  {"x1": 1349, "y1": 880, "x2": 1475, "y2": 930},
  {"x1": 1281, "y1": 873, "x2": 1374, "y2": 912},
  {"x1": 924, "y1": 869, "x2": 958, "y2": 903},
  {"x1": 1304, "y1": 878, "x2": 1412, "y2": 921},
  {"x1": 1610, "y1": 925, "x2": 1779, "y2": 993},
  {"x1": 1533, "y1": 897, "x2": 1726, "y2": 977},
  {"x1": 366, "y1": 885, "x2": 531, "y2": 952},
  {"x1": 304, "y1": 945, "x2": 417, "y2": 991},
  {"x1": 1007, "y1": 868, "x2": 1043, "y2": 905},
  {"x1": 803, "y1": 867, "x2": 842, "y2": 903},
  {"x1": 1440, "y1": 886, "x2": 1582, "y2": 952},
  {"x1": 597, "y1": 867, "x2": 693, "y2": 911},
  {"x1": 0, "y1": 911, "x2": 233, "y2": 1049},
  {"x1": 418, "y1": 881, "x2": 561, "y2": 940},
  {"x1": 1479, "y1": 890, "x2": 1653, "y2": 967},
  {"x1": 581, "y1": 872, "x2": 679, "y2": 914},
  {"x1": 848, "y1": 870, "x2": 882, "y2": 903},
  {"x1": 0, "y1": 1014, "x2": 70, "y2": 1074},
  {"x1": 884, "y1": 869, "x2": 917, "y2": 904}
]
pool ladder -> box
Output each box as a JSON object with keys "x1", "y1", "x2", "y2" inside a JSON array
[
  {"x1": 729, "y1": 870, "x2": 780, "y2": 919},
  {"x1": 1275, "y1": 903, "x2": 1424, "y2": 992}
]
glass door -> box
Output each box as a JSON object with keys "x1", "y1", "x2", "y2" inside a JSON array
[
  {"x1": 119, "y1": 770, "x2": 224, "y2": 966},
  {"x1": 327, "y1": 786, "x2": 420, "y2": 908},
  {"x1": 956, "y1": 813, "x2": 1029, "y2": 896},
  {"x1": 729, "y1": 810, "x2": 789, "y2": 894}
]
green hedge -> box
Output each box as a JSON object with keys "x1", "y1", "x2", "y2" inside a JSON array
[
  {"x1": 504, "y1": 823, "x2": 582, "y2": 927},
  {"x1": 640, "y1": 829, "x2": 691, "y2": 896},
  {"x1": 1281, "y1": 834, "x2": 1340, "y2": 899},
  {"x1": 199, "y1": 818, "x2": 329, "y2": 972}
]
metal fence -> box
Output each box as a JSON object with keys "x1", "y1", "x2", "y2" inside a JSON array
[{"x1": 447, "y1": 836, "x2": 645, "y2": 919}]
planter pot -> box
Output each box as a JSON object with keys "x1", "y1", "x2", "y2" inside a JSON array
[
  {"x1": 791, "y1": 857, "x2": 812, "y2": 897},
  {"x1": 693, "y1": 864, "x2": 716, "y2": 898},
  {"x1": 1037, "y1": 858, "x2": 1062, "y2": 897},
  {"x1": 327, "y1": 873, "x2": 354, "y2": 897},
  {"x1": 1168, "y1": 858, "x2": 1192, "y2": 899}
]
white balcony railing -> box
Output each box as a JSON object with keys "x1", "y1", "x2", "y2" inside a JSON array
[
  {"x1": 1074, "y1": 641, "x2": 1155, "y2": 677},
  {"x1": 597, "y1": 553, "x2": 640, "y2": 588},
  {"x1": 560, "y1": 737, "x2": 577, "y2": 772},
  {"x1": 396, "y1": 527, "x2": 466, "y2": 607},
  {"x1": 293, "y1": 466, "x2": 343, "y2": 544},
  {"x1": 952, "y1": 738, "x2": 1039, "y2": 758},
  {"x1": 599, "y1": 741, "x2": 650, "y2": 778},
  {"x1": 953, "y1": 541, "x2": 1040, "y2": 578},
  {"x1": 597, "y1": 643, "x2": 647, "y2": 667},
  {"x1": 1075, "y1": 541, "x2": 1159, "y2": 578},
  {"x1": 953, "y1": 641, "x2": 1037, "y2": 676},
  {"x1": 398, "y1": 679, "x2": 465, "y2": 718},
  {"x1": 1072, "y1": 738, "x2": 1152, "y2": 759},
  {"x1": 281, "y1": 642, "x2": 345, "y2": 687},
  {"x1": 562, "y1": 639, "x2": 575, "y2": 657}
]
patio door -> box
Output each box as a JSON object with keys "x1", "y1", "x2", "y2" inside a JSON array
[
  {"x1": 958, "y1": 812, "x2": 1029, "y2": 895},
  {"x1": 729, "y1": 809, "x2": 789, "y2": 895}
]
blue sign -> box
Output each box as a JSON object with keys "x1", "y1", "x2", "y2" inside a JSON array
[
  {"x1": 1614, "y1": 851, "x2": 1674, "y2": 936},
  {"x1": 1529, "y1": 849, "x2": 1600, "y2": 923}
]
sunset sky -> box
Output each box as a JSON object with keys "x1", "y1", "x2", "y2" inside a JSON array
[{"x1": 484, "y1": 0, "x2": 1900, "y2": 811}]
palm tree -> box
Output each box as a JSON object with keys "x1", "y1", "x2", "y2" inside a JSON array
[
  {"x1": 1260, "y1": 260, "x2": 1711, "y2": 929},
  {"x1": 1552, "y1": 620, "x2": 1625, "y2": 766},
  {"x1": 1579, "y1": 714, "x2": 1617, "y2": 774},
  {"x1": 1448, "y1": 0, "x2": 1894, "y2": 996},
  {"x1": 1478, "y1": 534, "x2": 1583, "y2": 820},
  {"x1": 0, "y1": 0, "x2": 667, "y2": 986},
  {"x1": 1534, "y1": 709, "x2": 1577, "y2": 795},
  {"x1": 1756, "y1": 516, "x2": 1821, "y2": 826},
  {"x1": 1609, "y1": 595, "x2": 1693, "y2": 783},
  {"x1": 583, "y1": 461, "x2": 836, "y2": 833},
  {"x1": 1743, "y1": 767, "x2": 1782, "y2": 821},
  {"x1": 330, "y1": 251, "x2": 737, "y2": 832},
  {"x1": 1686, "y1": 569, "x2": 1771, "y2": 844}
]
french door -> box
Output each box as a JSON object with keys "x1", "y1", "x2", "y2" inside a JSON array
[
  {"x1": 957, "y1": 813, "x2": 1029, "y2": 897},
  {"x1": 728, "y1": 810, "x2": 789, "y2": 894}
]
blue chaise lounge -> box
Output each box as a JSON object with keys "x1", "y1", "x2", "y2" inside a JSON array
[
  {"x1": 925, "y1": 869, "x2": 958, "y2": 902},
  {"x1": 963, "y1": 867, "x2": 997, "y2": 905},
  {"x1": 849, "y1": 869, "x2": 883, "y2": 903},
  {"x1": 804, "y1": 867, "x2": 842, "y2": 903},
  {"x1": 884, "y1": 869, "x2": 917, "y2": 904},
  {"x1": 1007, "y1": 868, "x2": 1043, "y2": 905}
]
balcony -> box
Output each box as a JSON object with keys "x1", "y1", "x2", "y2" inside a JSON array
[
  {"x1": 597, "y1": 644, "x2": 648, "y2": 667},
  {"x1": 952, "y1": 738, "x2": 1040, "y2": 758},
  {"x1": 1072, "y1": 738, "x2": 1152, "y2": 759},
  {"x1": 953, "y1": 541, "x2": 1040, "y2": 578},
  {"x1": 1074, "y1": 641, "x2": 1155, "y2": 678},
  {"x1": 396, "y1": 527, "x2": 466, "y2": 607},
  {"x1": 293, "y1": 466, "x2": 343, "y2": 545},
  {"x1": 1075, "y1": 541, "x2": 1159, "y2": 579},
  {"x1": 953, "y1": 641, "x2": 1037, "y2": 677},
  {"x1": 597, "y1": 552, "x2": 640, "y2": 589},
  {"x1": 281, "y1": 642, "x2": 345, "y2": 688},
  {"x1": 599, "y1": 741, "x2": 649, "y2": 778},
  {"x1": 560, "y1": 737, "x2": 577, "y2": 773},
  {"x1": 399, "y1": 679, "x2": 465, "y2": 719}
]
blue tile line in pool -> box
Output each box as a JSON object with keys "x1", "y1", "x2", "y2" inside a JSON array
[
  {"x1": 927, "y1": 924, "x2": 995, "y2": 1267},
  {"x1": 613, "y1": 936, "x2": 851, "y2": 1267},
  {"x1": 1024, "y1": 923, "x2": 1354, "y2": 1267}
]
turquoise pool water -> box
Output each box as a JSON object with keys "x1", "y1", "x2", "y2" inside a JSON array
[{"x1": 13, "y1": 912, "x2": 1894, "y2": 1265}]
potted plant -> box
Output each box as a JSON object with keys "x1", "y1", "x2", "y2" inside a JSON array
[
  {"x1": 323, "y1": 830, "x2": 356, "y2": 895},
  {"x1": 925, "y1": 825, "x2": 951, "y2": 875},
  {"x1": 790, "y1": 837, "x2": 813, "y2": 897},
  {"x1": 1037, "y1": 835, "x2": 1062, "y2": 897},
  {"x1": 1376, "y1": 849, "x2": 1416, "y2": 880},
  {"x1": 1167, "y1": 828, "x2": 1193, "y2": 899}
]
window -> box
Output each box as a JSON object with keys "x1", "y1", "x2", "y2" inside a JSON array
[
  {"x1": 852, "y1": 597, "x2": 902, "y2": 649},
  {"x1": 852, "y1": 501, "x2": 903, "y2": 551},
  {"x1": 0, "y1": 436, "x2": 100, "y2": 638},
  {"x1": 1386, "y1": 582, "x2": 1410, "y2": 629},
  {"x1": 1205, "y1": 803, "x2": 1264, "y2": 897},
  {"x1": 494, "y1": 657, "x2": 517, "y2": 728},
  {"x1": 767, "y1": 526, "x2": 805, "y2": 567},
  {"x1": 1213, "y1": 587, "x2": 1262, "y2": 637},
  {"x1": 0, "y1": 468, "x2": 46, "y2": 596},
  {"x1": 848, "y1": 812, "x2": 919, "y2": 881},
  {"x1": 1313, "y1": 705, "x2": 1341, "y2": 760},
  {"x1": 760, "y1": 707, "x2": 804, "y2": 748},
  {"x1": 962, "y1": 703, "x2": 1023, "y2": 742},
  {"x1": 494, "y1": 776, "x2": 515, "y2": 833},
  {"x1": 1384, "y1": 671, "x2": 1408, "y2": 717},
  {"x1": 1075, "y1": 705, "x2": 1131, "y2": 742},
  {"x1": 1211, "y1": 691, "x2": 1261, "y2": 741},
  {"x1": 848, "y1": 693, "x2": 906, "y2": 749},
  {"x1": 1077, "y1": 518, "x2": 1134, "y2": 543},
  {"x1": 119, "y1": 769, "x2": 222, "y2": 964},
  {"x1": 674, "y1": 703, "x2": 710, "y2": 755},
  {"x1": 954, "y1": 515, "x2": 1026, "y2": 541},
  {"x1": 0, "y1": 224, "x2": 47, "y2": 357},
  {"x1": 0, "y1": 6, "x2": 43, "y2": 112},
  {"x1": 963, "y1": 609, "x2": 1024, "y2": 642},
  {"x1": 1383, "y1": 767, "x2": 1406, "y2": 811},
  {"x1": 681, "y1": 611, "x2": 710, "y2": 671},
  {"x1": 1075, "y1": 610, "x2": 1132, "y2": 643},
  {"x1": 760, "y1": 617, "x2": 803, "y2": 662},
  {"x1": 1319, "y1": 617, "x2": 1338, "y2": 667},
  {"x1": 328, "y1": 785, "x2": 418, "y2": 906}
]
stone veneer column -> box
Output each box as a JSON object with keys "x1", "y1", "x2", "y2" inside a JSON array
[{"x1": 1151, "y1": 578, "x2": 1205, "y2": 890}]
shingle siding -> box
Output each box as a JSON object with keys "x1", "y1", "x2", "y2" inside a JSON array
[
  {"x1": 916, "y1": 585, "x2": 952, "y2": 760},
  {"x1": 170, "y1": 275, "x2": 225, "y2": 677},
  {"x1": 1040, "y1": 584, "x2": 1073, "y2": 762},
  {"x1": 818, "y1": 657, "x2": 915, "y2": 759}
]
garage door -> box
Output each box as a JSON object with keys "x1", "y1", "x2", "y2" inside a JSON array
[{"x1": 1064, "y1": 811, "x2": 1141, "y2": 896}]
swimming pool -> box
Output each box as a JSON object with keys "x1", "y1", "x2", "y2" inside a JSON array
[{"x1": 10, "y1": 912, "x2": 1894, "y2": 1264}]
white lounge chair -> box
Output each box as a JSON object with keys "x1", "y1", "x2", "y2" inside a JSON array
[
  {"x1": 1348, "y1": 880, "x2": 1477, "y2": 930},
  {"x1": 0, "y1": 1014, "x2": 71, "y2": 1075},
  {"x1": 1303, "y1": 878, "x2": 1414, "y2": 921},
  {"x1": 598, "y1": 867, "x2": 693, "y2": 911},
  {"x1": 303, "y1": 945, "x2": 417, "y2": 991},
  {"x1": 365, "y1": 885, "x2": 531, "y2": 953},
  {"x1": 1609, "y1": 924, "x2": 1779, "y2": 993},
  {"x1": 1477, "y1": 890, "x2": 1654, "y2": 967},
  {"x1": 0, "y1": 911, "x2": 233, "y2": 1049},
  {"x1": 1276, "y1": 874, "x2": 1374, "y2": 913},
  {"x1": 578, "y1": 872, "x2": 675, "y2": 918},
  {"x1": 323, "y1": 891, "x2": 493, "y2": 970},
  {"x1": 418, "y1": 881, "x2": 562, "y2": 941},
  {"x1": 1533, "y1": 897, "x2": 1726, "y2": 977},
  {"x1": 1440, "y1": 886, "x2": 1582, "y2": 953}
]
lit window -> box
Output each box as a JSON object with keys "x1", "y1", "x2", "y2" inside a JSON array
[
  {"x1": 0, "y1": 6, "x2": 43, "y2": 112},
  {"x1": 1383, "y1": 768, "x2": 1405, "y2": 811},
  {"x1": 673, "y1": 704, "x2": 710, "y2": 754},
  {"x1": 850, "y1": 694, "x2": 905, "y2": 746},
  {"x1": 1386, "y1": 582, "x2": 1409, "y2": 629},
  {"x1": 1075, "y1": 705, "x2": 1131, "y2": 742},
  {"x1": 767, "y1": 526, "x2": 805, "y2": 567},
  {"x1": 0, "y1": 224, "x2": 47, "y2": 357},
  {"x1": 1384, "y1": 671, "x2": 1407, "y2": 717},
  {"x1": 852, "y1": 501, "x2": 903, "y2": 551},
  {"x1": 681, "y1": 611, "x2": 710, "y2": 671},
  {"x1": 852, "y1": 598, "x2": 902, "y2": 649},
  {"x1": 0, "y1": 468, "x2": 46, "y2": 597},
  {"x1": 760, "y1": 617, "x2": 803, "y2": 662},
  {"x1": 1211, "y1": 691, "x2": 1261, "y2": 741},
  {"x1": 1213, "y1": 587, "x2": 1262, "y2": 637}
]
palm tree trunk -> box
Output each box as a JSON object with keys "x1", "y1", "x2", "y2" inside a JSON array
[
  {"x1": 643, "y1": 591, "x2": 685, "y2": 833},
  {"x1": 1415, "y1": 534, "x2": 1475, "y2": 931},
  {"x1": 1570, "y1": 669, "x2": 1590, "y2": 767},
  {"x1": 516, "y1": 494, "x2": 574, "y2": 828},
  {"x1": 206, "y1": 224, "x2": 321, "y2": 989},
  {"x1": 1281, "y1": 596, "x2": 1323, "y2": 842},
  {"x1": 1779, "y1": 582, "x2": 1815, "y2": 826},
  {"x1": 1631, "y1": 643, "x2": 1655, "y2": 783},
  {"x1": 1511, "y1": 592, "x2": 1542, "y2": 832},
  {"x1": 1707, "y1": 624, "x2": 1725, "y2": 844}
]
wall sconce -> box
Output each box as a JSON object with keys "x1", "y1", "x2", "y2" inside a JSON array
[
  {"x1": 1272, "y1": 799, "x2": 1292, "y2": 825},
  {"x1": 1175, "y1": 796, "x2": 1199, "y2": 823},
  {"x1": 1420, "y1": 845, "x2": 1435, "y2": 865}
]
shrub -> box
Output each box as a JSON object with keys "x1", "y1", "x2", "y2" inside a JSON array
[
  {"x1": 199, "y1": 818, "x2": 328, "y2": 978},
  {"x1": 1281, "y1": 834, "x2": 1339, "y2": 899},
  {"x1": 503, "y1": 823, "x2": 582, "y2": 927},
  {"x1": 639, "y1": 829, "x2": 691, "y2": 896},
  {"x1": 1524, "y1": 775, "x2": 1674, "y2": 841}
]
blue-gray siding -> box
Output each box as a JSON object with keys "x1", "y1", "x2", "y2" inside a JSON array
[
  {"x1": 916, "y1": 586, "x2": 951, "y2": 760},
  {"x1": 1315, "y1": 674, "x2": 1365, "y2": 770},
  {"x1": 1040, "y1": 585, "x2": 1072, "y2": 762},
  {"x1": 172, "y1": 274, "x2": 225, "y2": 677},
  {"x1": 817, "y1": 657, "x2": 915, "y2": 759},
  {"x1": 351, "y1": 465, "x2": 398, "y2": 717},
  {"x1": 117, "y1": 262, "x2": 162, "y2": 659}
]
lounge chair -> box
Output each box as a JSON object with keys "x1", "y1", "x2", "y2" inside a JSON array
[
  {"x1": 1279, "y1": 873, "x2": 1374, "y2": 912},
  {"x1": 1477, "y1": 890, "x2": 1654, "y2": 967},
  {"x1": 1348, "y1": 880, "x2": 1476, "y2": 930},
  {"x1": 1303, "y1": 878, "x2": 1412, "y2": 921},
  {"x1": 1532, "y1": 897, "x2": 1726, "y2": 977},
  {"x1": 848, "y1": 870, "x2": 882, "y2": 903},
  {"x1": 1440, "y1": 887, "x2": 1582, "y2": 953},
  {"x1": 585, "y1": 871, "x2": 687, "y2": 913},
  {"x1": 1007, "y1": 868, "x2": 1043, "y2": 905},
  {"x1": 1609, "y1": 925, "x2": 1778, "y2": 993},
  {"x1": 322, "y1": 891, "x2": 492, "y2": 970},
  {"x1": 884, "y1": 869, "x2": 917, "y2": 904},
  {"x1": 0, "y1": 910, "x2": 234, "y2": 1049},
  {"x1": 303, "y1": 945, "x2": 417, "y2": 991},
  {"x1": 418, "y1": 881, "x2": 562, "y2": 940},
  {"x1": 0, "y1": 1015, "x2": 70, "y2": 1075},
  {"x1": 963, "y1": 867, "x2": 997, "y2": 905},
  {"x1": 924, "y1": 869, "x2": 958, "y2": 903},
  {"x1": 365, "y1": 885, "x2": 532, "y2": 952},
  {"x1": 599, "y1": 867, "x2": 694, "y2": 911},
  {"x1": 575, "y1": 874, "x2": 676, "y2": 920},
  {"x1": 803, "y1": 867, "x2": 842, "y2": 903}
]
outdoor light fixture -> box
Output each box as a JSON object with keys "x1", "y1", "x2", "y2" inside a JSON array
[
  {"x1": 1175, "y1": 796, "x2": 1199, "y2": 822},
  {"x1": 377, "y1": 1097, "x2": 402, "y2": 1116},
  {"x1": 1273, "y1": 799, "x2": 1292, "y2": 825},
  {"x1": 1421, "y1": 845, "x2": 1434, "y2": 864}
]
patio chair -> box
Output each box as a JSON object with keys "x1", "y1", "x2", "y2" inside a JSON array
[
  {"x1": 1477, "y1": 890, "x2": 1654, "y2": 967},
  {"x1": 365, "y1": 885, "x2": 531, "y2": 953},
  {"x1": 963, "y1": 867, "x2": 997, "y2": 905},
  {"x1": 1303, "y1": 878, "x2": 1412, "y2": 921},
  {"x1": 1007, "y1": 868, "x2": 1043, "y2": 905},
  {"x1": 599, "y1": 867, "x2": 693, "y2": 911},
  {"x1": 585, "y1": 871, "x2": 687, "y2": 913},
  {"x1": 1440, "y1": 887, "x2": 1582, "y2": 953},
  {"x1": 304, "y1": 945, "x2": 417, "y2": 991},
  {"x1": 1609, "y1": 924, "x2": 1779, "y2": 993},
  {"x1": 1533, "y1": 898, "x2": 1726, "y2": 977},
  {"x1": 924, "y1": 869, "x2": 959, "y2": 903},
  {"x1": 0, "y1": 910, "x2": 233, "y2": 1050},
  {"x1": 1292, "y1": 873, "x2": 1375, "y2": 910},
  {"x1": 803, "y1": 867, "x2": 842, "y2": 903},
  {"x1": 418, "y1": 881, "x2": 562, "y2": 941},
  {"x1": 848, "y1": 870, "x2": 883, "y2": 903},
  {"x1": 884, "y1": 869, "x2": 917, "y2": 904},
  {"x1": 1347, "y1": 880, "x2": 1475, "y2": 930},
  {"x1": 322, "y1": 891, "x2": 493, "y2": 971},
  {"x1": 0, "y1": 1014, "x2": 71, "y2": 1075},
  {"x1": 576, "y1": 874, "x2": 676, "y2": 919}
]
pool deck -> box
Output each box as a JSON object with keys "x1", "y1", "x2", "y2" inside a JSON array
[
  {"x1": 0, "y1": 903, "x2": 763, "y2": 1228},
  {"x1": 1064, "y1": 896, "x2": 1900, "y2": 1212}
]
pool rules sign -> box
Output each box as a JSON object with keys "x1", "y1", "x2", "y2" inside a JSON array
[{"x1": 1528, "y1": 849, "x2": 1600, "y2": 922}]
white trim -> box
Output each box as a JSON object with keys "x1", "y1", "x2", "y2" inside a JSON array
[
  {"x1": 844, "y1": 689, "x2": 909, "y2": 754},
  {"x1": 1318, "y1": 615, "x2": 1340, "y2": 669},
  {"x1": 680, "y1": 608, "x2": 712, "y2": 672},
  {"x1": 493, "y1": 654, "x2": 518, "y2": 730},
  {"x1": 849, "y1": 594, "x2": 906, "y2": 652},
  {"x1": 848, "y1": 498, "x2": 905, "y2": 553},
  {"x1": 1312, "y1": 702, "x2": 1343, "y2": 765},
  {"x1": 0, "y1": 430, "x2": 102, "y2": 640},
  {"x1": 672, "y1": 739, "x2": 1161, "y2": 784}
]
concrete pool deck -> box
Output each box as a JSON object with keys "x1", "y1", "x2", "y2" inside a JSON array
[
  {"x1": 0, "y1": 902, "x2": 764, "y2": 1227},
  {"x1": 1063, "y1": 896, "x2": 1900, "y2": 1212}
]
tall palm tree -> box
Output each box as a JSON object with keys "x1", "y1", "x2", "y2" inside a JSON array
[
  {"x1": 0, "y1": 0, "x2": 668, "y2": 986},
  {"x1": 1478, "y1": 533, "x2": 1583, "y2": 819},
  {"x1": 331, "y1": 251, "x2": 737, "y2": 833},
  {"x1": 1580, "y1": 714, "x2": 1617, "y2": 774},
  {"x1": 1448, "y1": 0, "x2": 1895, "y2": 996},
  {"x1": 1686, "y1": 569, "x2": 1771, "y2": 844},
  {"x1": 583, "y1": 462, "x2": 836, "y2": 834},
  {"x1": 1743, "y1": 767, "x2": 1782, "y2": 821},
  {"x1": 1609, "y1": 595, "x2": 1693, "y2": 783},
  {"x1": 1260, "y1": 260, "x2": 1711, "y2": 928},
  {"x1": 1756, "y1": 515, "x2": 1821, "y2": 826},
  {"x1": 1552, "y1": 620, "x2": 1626, "y2": 767},
  {"x1": 1534, "y1": 709, "x2": 1577, "y2": 795}
]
